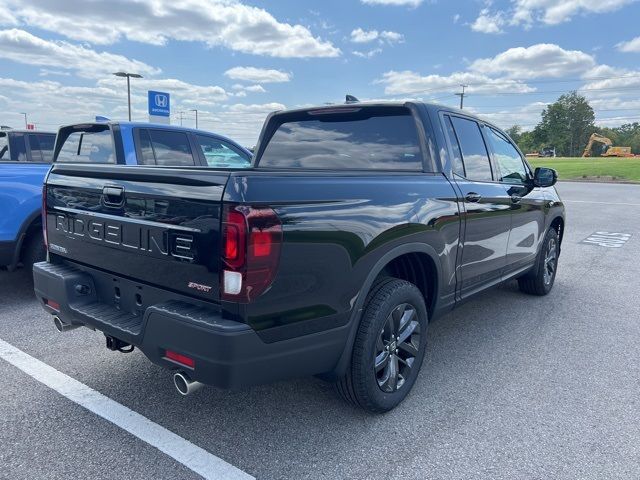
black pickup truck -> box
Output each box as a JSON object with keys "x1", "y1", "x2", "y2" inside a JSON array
[{"x1": 34, "y1": 102, "x2": 564, "y2": 412}]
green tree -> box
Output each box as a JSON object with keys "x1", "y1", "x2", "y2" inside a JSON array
[
  {"x1": 505, "y1": 125, "x2": 522, "y2": 143},
  {"x1": 532, "y1": 92, "x2": 595, "y2": 156}
]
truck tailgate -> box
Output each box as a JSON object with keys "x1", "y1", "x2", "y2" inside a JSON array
[{"x1": 44, "y1": 164, "x2": 229, "y2": 303}]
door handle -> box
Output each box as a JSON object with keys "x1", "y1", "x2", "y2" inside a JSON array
[
  {"x1": 465, "y1": 192, "x2": 482, "y2": 203},
  {"x1": 511, "y1": 194, "x2": 522, "y2": 204},
  {"x1": 102, "y1": 185, "x2": 124, "y2": 207}
]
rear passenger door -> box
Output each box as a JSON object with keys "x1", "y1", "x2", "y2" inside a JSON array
[
  {"x1": 485, "y1": 127, "x2": 546, "y2": 273},
  {"x1": 443, "y1": 114, "x2": 512, "y2": 297}
]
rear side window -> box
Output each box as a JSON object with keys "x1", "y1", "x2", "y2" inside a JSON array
[
  {"x1": 443, "y1": 115, "x2": 465, "y2": 176},
  {"x1": 57, "y1": 128, "x2": 115, "y2": 164},
  {"x1": 259, "y1": 107, "x2": 423, "y2": 170},
  {"x1": 449, "y1": 116, "x2": 493, "y2": 182},
  {"x1": 136, "y1": 129, "x2": 196, "y2": 166},
  {"x1": 196, "y1": 135, "x2": 250, "y2": 169},
  {"x1": 486, "y1": 128, "x2": 528, "y2": 184},
  {"x1": 137, "y1": 129, "x2": 156, "y2": 165},
  {"x1": 28, "y1": 134, "x2": 55, "y2": 163}
]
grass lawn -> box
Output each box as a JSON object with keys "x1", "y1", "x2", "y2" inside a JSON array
[{"x1": 527, "y1": 157, "x2": 640, "y2": 183}]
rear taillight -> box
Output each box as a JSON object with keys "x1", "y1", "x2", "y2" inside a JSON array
[
  {"x1": 42, "y1": 184, "x2": 48, "y2": 249},
  {"x1": 221, "y1": 205, "x2": 282, "y2": 302}
]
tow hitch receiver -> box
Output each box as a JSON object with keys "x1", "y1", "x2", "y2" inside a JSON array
[{"x1": 105, "y1": 335, "x2": 134, "y2": 353}]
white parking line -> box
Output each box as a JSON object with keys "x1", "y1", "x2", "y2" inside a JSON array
[
  {"x1": 0, "y1": 338, "x2": 254, "y2": 480},
  {"x1": 565, "y1": 200, "x2": 640, "y2": 207}
]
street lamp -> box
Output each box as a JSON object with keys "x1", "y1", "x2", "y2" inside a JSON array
[
  {"x1": 189, "y1": 109, "x2": 199, "y2": 129},
  {"x1": 113, "y1": 72, "x2": 143, "y2": 121}
]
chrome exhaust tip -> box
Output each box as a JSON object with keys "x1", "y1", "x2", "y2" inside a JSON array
[
  {"x1": 173, "y1": 372, "x2": 203, "y2": 396},
  {"x1": 53, "y1": 316, "x2": 81, "y2": 332}
]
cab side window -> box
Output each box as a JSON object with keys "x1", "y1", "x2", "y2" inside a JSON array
[
  {"x1": 487, "y1": 128, "x2": 528, "y2": 184},
  {"x1": 9, "y1": 133, "x2": 28, "y2": 162},
  {"x1": 136, "y1": 129, "x2": 196, "y2": 166},
  {"x1": 449, "y1": 116, "x2": 493, "y2": 182},
  {"x1": 196, "y1": 135, "x2": 251, "y2": 169}
]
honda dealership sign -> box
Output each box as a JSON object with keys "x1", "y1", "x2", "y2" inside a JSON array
[{"x1": 148, "y1": 90, "x2": 170, "y2": 124}]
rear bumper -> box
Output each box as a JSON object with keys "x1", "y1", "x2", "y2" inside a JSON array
[{"x1": 33, "y1": 261, "x2": 347, "y2": 389}]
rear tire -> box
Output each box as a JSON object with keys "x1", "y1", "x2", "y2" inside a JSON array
[
  {"x1": 518, "y1": 227, "x2": 560, "y2": 296},
  {"x1": 21, "y1": 232, "x2": 46, "y2": 273},
  {"x1": 335, "y1": 278, "x2": 428, "y2": 413}
]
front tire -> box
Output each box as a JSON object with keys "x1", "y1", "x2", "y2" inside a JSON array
[
  {"x1": 336, "y1": 278, "x2": 428, "y2": 413},
  {"x1": 518, "y1": 227, "x2": 560, "y2": 296}
]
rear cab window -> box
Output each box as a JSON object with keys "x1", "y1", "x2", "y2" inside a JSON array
[
  {"x1": 55, "y1": 124, "x2": 116, "y2": 164},
  {"x1": 258, "y1": 106, "x2": 424, "y2": 170}
]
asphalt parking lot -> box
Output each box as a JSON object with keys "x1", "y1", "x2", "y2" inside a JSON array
[{"x1": 1, "y1": 181, "x2": 639, "y2": 480}]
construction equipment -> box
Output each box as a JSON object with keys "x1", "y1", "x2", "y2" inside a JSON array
[{"x1": 582, "y1": 133, "x2": 634, "y2": 157}]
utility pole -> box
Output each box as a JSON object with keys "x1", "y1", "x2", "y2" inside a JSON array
[
  {"x1": 189, "y1": 109, "x2": 199, "y2": 129},
  {"x1": 178, "y1": 111, "x2": 184, "y2": 126},
  {"x1": 455, "y1": 84, "x2": 468, "y2": 109}
]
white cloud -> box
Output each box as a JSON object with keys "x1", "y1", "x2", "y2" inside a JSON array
[
  {"x1": 0, "y1": 28, "x2": 160, "y2": 78},
  {"x1": 352, "y1": 48, "x2": 383, "y2": 58},
  {"x1": 350, "y1": 28, "x2": 404, "y2": 44},
  {"x1": 97, "y1": 77, "x2": 228, "y2": 107},
  {"x1": 351, "y1": 28, "x2": 380, "y2": 43},
  {"x1": 511, "y1": 0, "x2": 637, "y2": 26},
  {"x1": 0, "y1": 0, "x2": 340, "y2": 58},
  {"x1": 224, "y1": 66, "x2": 291, "y2": 83},
  {"x1": 468, "y1": 102, "x2": 551, "y2": 129},
  {"x1": 376, "y1": 70, "x2": 535, "y2": 95},
  {"x1": 470, "y1": 43, "x2": 595, "y2": 78},
  {"x1": 0, "y1": 76, "x2": 273, "y2": 144},
  {"x1": 453, "y1": 13, "x2": 461, "y2": 23},
  {"x1": 471, "y1": 9, "x2": 506, "y2": 33},
  {"x1": 617, "y1": 36, "x2": 640, "y2": 53},
  {"x1": 380, "y1": 31, "x2": 404, "y2": 43},
  {"x1": 361, "y1": 0, "x2": 423, "y2": 6}
]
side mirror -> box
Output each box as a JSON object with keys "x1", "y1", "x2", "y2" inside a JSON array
[{"x1": 533, "y1": 167, "x2": 557, "y2": 187}]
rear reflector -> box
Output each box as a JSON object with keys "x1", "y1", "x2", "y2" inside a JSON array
[
  {"x1": 46, "y1": 299, "x2": 60, "y2": 311},
  {"x1": 165, "y1": 350, "x2": 195, "y2": 369}
]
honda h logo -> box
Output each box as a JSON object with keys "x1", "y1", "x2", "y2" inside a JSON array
[
  {"x1": 148, "y1": 90, "x2": 170, "y2": 117},
  {"x1": 155, "y1": 94, "x2": 168, "y2": 108}
]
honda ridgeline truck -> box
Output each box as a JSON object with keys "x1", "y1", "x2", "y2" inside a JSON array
[{"x1": 34, "y1": 102, "x2": 564, "y2": 412}]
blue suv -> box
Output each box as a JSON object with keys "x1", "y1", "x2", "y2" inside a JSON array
[{"x1": 1, "y1": 122, "x2": 252, "y2": 271}]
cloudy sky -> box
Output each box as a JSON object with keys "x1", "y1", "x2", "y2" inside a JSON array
[{"x1": 1, "y1": 0, "x2": 639, "y2": 145}]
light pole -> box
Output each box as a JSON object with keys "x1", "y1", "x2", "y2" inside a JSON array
[
  {"x1": 189, "y1": 109, "x2": 199, "y2": 129},
  {"x1": 113, "y1": 72, "x2": 143, "y2": 121},
  {"x1": 20, "y1": 112, "x2": 27, "y2": 128}
]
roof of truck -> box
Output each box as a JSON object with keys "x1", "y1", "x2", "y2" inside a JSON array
[{"x1": 0, "y1": 129, "x2": 56, "y2": 135}]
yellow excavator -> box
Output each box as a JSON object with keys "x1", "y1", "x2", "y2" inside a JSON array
[{"x1": 582, "y1": 133, "x2": 633, "y2": 157}]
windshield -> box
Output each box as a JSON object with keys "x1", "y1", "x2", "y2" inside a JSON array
[{"x1": 258, "y1": 107, "x2": 422, "y2": 170}]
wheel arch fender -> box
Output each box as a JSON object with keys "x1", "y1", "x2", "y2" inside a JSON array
[
  {"x1": 8, "y1": 209, "x2": 42, "y2": 270},
  {"x1": 329, "y1": 242, "x2": 442, "y2": 378}
]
